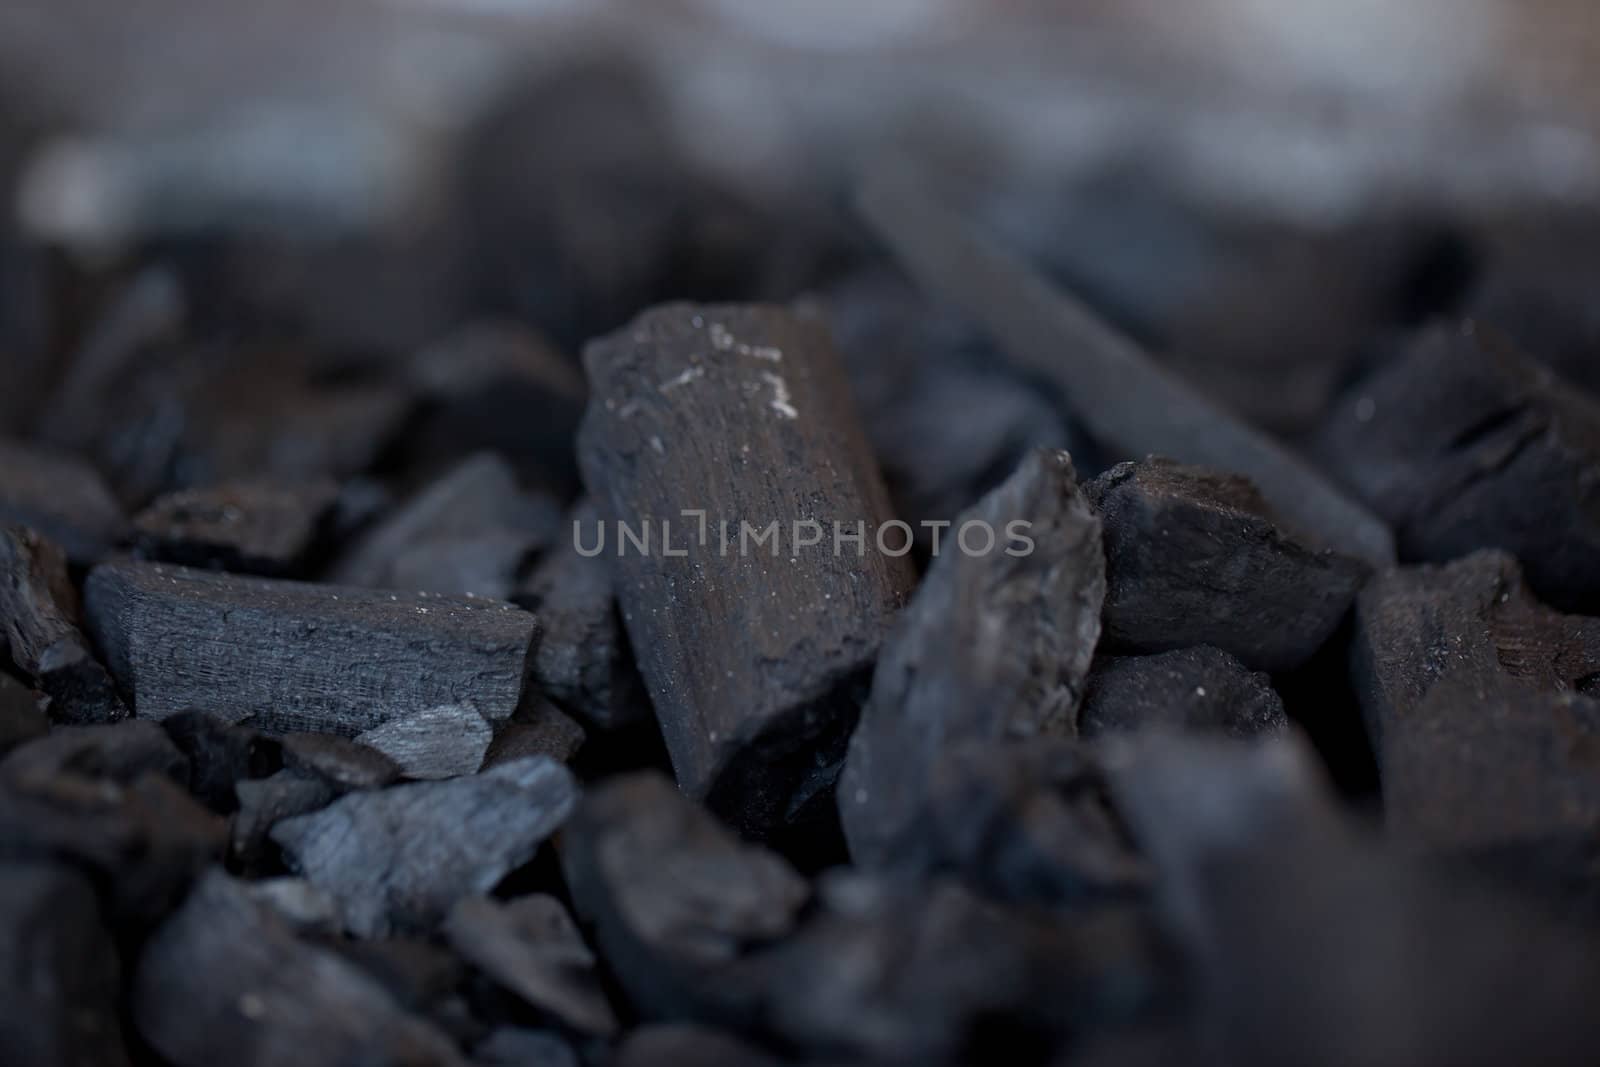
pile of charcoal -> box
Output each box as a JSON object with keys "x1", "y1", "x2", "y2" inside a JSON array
[{"x1": 6, "y1": 146, "x2": 1600, "y2": 1066}]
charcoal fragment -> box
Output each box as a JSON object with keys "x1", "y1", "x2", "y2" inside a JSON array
[
  {"x1": 1079, "y1": 647, "x2": 1288, "y2": 740},
  {"x1": 331, "y1": 937, "x2": 467, "y2": 1018},
  {"x1": 559, "y1": 772, "x2": 809, "y2": 1021},
  {"x1": 278, "y1": 731, "x2": 401, "y2": 790},
  {"x1": 1086, "y1": 458, "x2": 1368, "y2": 672},
  {"x1": 0, "y1": 673, "x2": 47, "y2": 755},
  {"x1": 1, "y1": 525, "x2": 126, "y2": 724},
  {"x1": 132, "y1": 479, "x2": 338, "y2": 576},
  {"x1": 273, "y1": 756, "x2": 578, "y2": 937},
  {"x1": 161, "y1": 709, "x2": 280, "y2": 812},
  {"x1": 613, "y1": 1024, "x2": 779, "y2": 1067},
  {"x1": 133, "y1": 869, "x2": 466, "y2": 1067},
  {"x1": 579, "y1": 302, "x2": 916, "y2": 833},
  {"x1": 332, "y1": 452, "x2": 560, "y2": 599},
  {"x1": 355, "y1": 704, "x2": 494, "y2": 781},
  {"x1": 0, "y1": 438, "x2": 128, "y2": 564},
  {"x1": 1317, "y1": 321, "x2": 1600, "y2": 613},
  {"x1": 445, "y1": 894, "x2": 619, "y2": 1036},
  {"x1": 473, "y1": 1027, "x2": 579, "y2": 1067},
  {"x1": 482, "y1": 698, "x2": 586, "y2": 770},
  {"x1": 243, "y1": 877, "x2": 344, "y2": 934},
  {"x1": 840, "y1": 448, "x2": 1104, "y2": 866},
  {"x1": 512, "y1": 499, "x2": 648, "y2": 731},
  {"x1": 0, "y1": 860, "x2": 129, "y2": 1067},
  {"x1": 84, "y1": 560, "x2": 538, "y2": 734},
  {"x1": 230, "y1": 770, "x2": 338, "y2": 875},
  {"x1": 0, "y1": 718, "x2": 187, "y2": 788}
]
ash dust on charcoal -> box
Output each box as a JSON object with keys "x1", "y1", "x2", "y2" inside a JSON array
[{"x1": 8, "y1": 91, "x2": 1600, "y2": 1067}]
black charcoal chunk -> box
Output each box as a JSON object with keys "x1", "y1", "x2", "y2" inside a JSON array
[
  {"x1": 0, "y1": 771, "x2": 225, "y2": 926},
  {"x1": 474, "y1": 1028, "x2": 579, "y2": 1067},
  {"x1": 332, "y1": 452, "x2": 560, "y2": 599},
  {"x1": 84, "y1": 560, "x2": 538, "y2": 734},
  {"x1": 278, "y1": 731, "x2": 402, "y2": 791},
  {"x1": 840, "y1": 449, "x2": 1104, "y2": 866},
  {"x1": 896, "y1": 738, "x2": 1146, "y2": 907},
  {"x1": 1, "y1": 718, "x2": 187, "y2": 788},
  {"x1": 0, "y1": 438, "x2": 128, "y2": 563},
  {"x1": 0, "y1": 673, "x2": 47, "y2": 755},
  {"x1": 132, "y1": 479, "x2": 339, "y2": 576},
  {"x1": 272, "y1": 756, "x2": 577, "y2": 937},
  {"x1": 614, "y1": 1024, "x2": 779, "y2": 1067},
  {"x1": 740, "y1": 873, "x2": 1160, "y2": 1064},
  {"x1": 1, "y1": 526, "x2": 126, "y2": 724},
  {"x1": 559, "y1": 772, "x2": 809, "y2": 1021},
  {"x1": 0, "y1": 860, "x2": 129, "y2": 1067},
  {"x1": 1079, "y1": 647, "x2": 1288, "y2": 740},
  {"x1": 1104, "y1": 732, "x2": 1600, "y2": 1067},
  {"x1": 230, "y1": 771, "x2": 338, "y2": 875},
  {"x1": 445, "y1": 894, "x2": 619, "y2": 1036},
  {"x1": 857, "y1": 171, "x2": 1396, "y2": 567},
  {"x1": 1086, "y1": 458, "x2": 1368, "y2": 672},
  {"x1": 133, "y1": 869, "x2": 466, "y2": 1067},
  {"x1": 579, "y1": 303, "x2": 916, "y2": 833},
  {"x1": 482, "y1": 698, "x2": 586, "y2": 770},
  {"x1": 1354, "y1": 551, "x2": 1600, "y2": 849},
  {"x1": 355, "y1": 704, "x2": 494, "y2": 781},
  {"x1": 1317, "y1": 321, "x2": 1600, "y2": 613},
  {"x1": 512, "y1": 500, "x2": 648, "y2": 732},
  {"x1": 161, "y1": 709, "x2": 280, "y2": 812}
]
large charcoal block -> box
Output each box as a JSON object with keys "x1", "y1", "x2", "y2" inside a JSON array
[
  {"x1": 83, "y1": 560, "x2": 538, "y2": 734},
  {"x1": 0, "y1": 525, "x2": 126, "y2": 724},
  {"x1": 133, "y1": 869, "x2": 466, "y2": 1067},
  {"x1": 1086, "y1": 458, "x2": 1368, "y2": 672},
  {"x1": 272, "y1": 757, "x2": 577, "y2": 937},
  {"x1": 839, "y1": 449, "x2": 1104, "y2": 866},
  {"x1": 1079, "y1": 647, "x2": 1288, "y2": 740},
  {"x1": 1318, "y1": 321, "x2": 1600, "y2": 613},
  {"x1": 0, "y1": 438, "x2": 128, "y2": 564},
  {"x1": 578, "y1": 303, "x2": 915, "y2": 833}
]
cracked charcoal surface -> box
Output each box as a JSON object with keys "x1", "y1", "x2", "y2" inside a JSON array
[
  {"x1": 839, "y1": 448, "x2": 1105, "y2": 867},
  {"x1": 355, "y1": 703, "x2": 495, "y2": 780}
]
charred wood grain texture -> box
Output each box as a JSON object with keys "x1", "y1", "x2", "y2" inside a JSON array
[
  {"x1": 83, "y1": 561, "x2": 538, "y2": 734},
  {"x1": 578, "y1": 302, "x2": 915, "y2": 834}
]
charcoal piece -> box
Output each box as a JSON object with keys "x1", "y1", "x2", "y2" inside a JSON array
[
  {"x1": 405, "y1": 322, "x2": 588, "y2": 498},
  {"x1": 1353, "y1": 552, "x2": 1600, "y2": 848},
  {"x1": 161, "y1": 709, "x2": 280, "y2": 812},
  {"x1": 1316, "y1": 321, "x2": 1600, "y2": 612},
  {"x1": 1103, "y1": 732, "x2": 1600, "y2": 1067},
  {"x1": 1, "y1": 525, "x2": 125, "y2": 724},
  {"x1": 272, "y1": 756, "x2": 577, "y2": 937},
  {"x1": 0, "y1": 719, "x2": 186, "y2": 788},
  {"x1": 578, "y1": 302, "x2": 916, "y2": 833},
  {"x1": 355, "y1": 704, "x2": 494, "y2": 781},
  {"x1": 839, "y1": 449, "x2": 1104, "y2": 867},
  {"x1": 244, "y1": 877, "x2": 344, "y2": 935},
  {"x1": 897, "y1": 738, "x2": 1146, "y2": 907},
  {"x1": 1387, "y1": 676, "x2": 1600, "y2": 849},
  {"x1": 0, "y1": 438, "x2": 128, "y2": 563},
  {"x1": 0, "y1": 771, "x2": 225, "y2": 926},
  {"x1": 1079, "y1": 647, "x2": 1288, "y2": 740},
  {"x1": 513, "y1": 500, "x2": 648, "y2": 731},
  {"x1": 559, "y1": 772, "x2": 809, "y2": 1020},
  {"x1": 230, "y1": 770, "x2": 337, "y2": 874},
  {"x1": 132, "y1": 479, "x2": 339, "y2": 576},
  {"x1": 740, "y1": 872, "x2": 1160, "y2": 1064},
  {"x1": 857, "y1": 171, "x2": 1395, "y2": 568},
  {"x1": 614, "y1": 1025, "x2": 779, "y2": 1067},
  {"x1": 1086, "y1": 458, "x2": 1368, "y2": 672},
  {"x1": 133, "y1": 869, "x2": 466, "y2": 1067},
  {"x1": 331, "y1": 452, "x2": 560, "y2": 599},
  {"x1": 474, "y1": 1028, "x2": 579, "y2": 1067},
  {"x1": 445, "y1": 894, "x2": 619, "y2": 1036},
  {"x1": 0, "y1": 673, "x2": 48, "y2": 755},
  {"x1": 84, "y1": 561, "x2": 538, "y2": 733},
  {"x1": 0, "y1": 860, "x2": 129, "y2": 1067},
  {"x1": 482, "y1": 698, "x2": 586, "y2": 770},
  {"x1": 278, "y1": 731, "x2": 401, "y2": 790},
  {"x1": 331, "y1": 937, "x2": 467, "y2": 1017}
]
